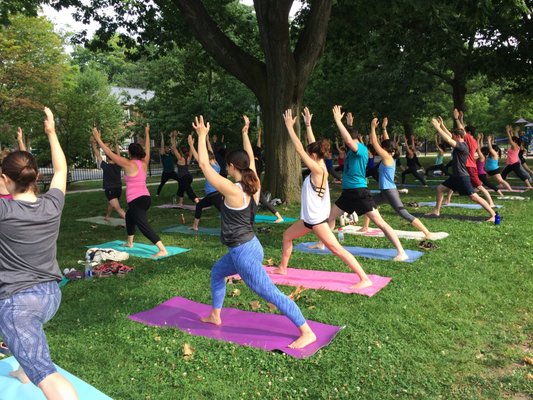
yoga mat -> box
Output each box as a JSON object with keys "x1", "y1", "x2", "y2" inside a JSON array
[
  {"x1": 128, "y1": 297, "x2": 342, "y2": 359},
  {"x1": 255, "y1": 214, "x2": 297, "y2": 223},
  {"x1": 412, "y1": 212, "x2": 487, "y2": 222},
  {"x1": 401, "y1": 184, "x2": 438, "y2": 189},
  {"x1": 416, "y1": 201, "x2": 502, "y2": 209},
  {"x1": 338, "y1": 225, "x2": 449, "y2": 240},
  {"x1": 155, "y1": 204, "x2": 201, "y2": 210},
  {"x1": 85, "y1": 240, "x2": 190, "y2": 259},
  {"x1": 497, "y1": 195, "x2": 529, "y2": 201},
  {"x1": 230, "y1": 266, "x2": 391, "y2": 297},
  {"x1": 161, "y1": 225, "x2": 220, "y2": 236},
  {"x1": 294, "y1": 242, "x2": 423, "y2": 262},
  {"x1": 370, "y1": 189, "x2": 408, "y2": 195},
  {"x1": 76, "y1": 216, "x2": 125, "y2": 226},
  {"x1": 0, "y1": 356, "x2": 111, "y2": 400}
]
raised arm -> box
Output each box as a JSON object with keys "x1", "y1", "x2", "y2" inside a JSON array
[
  {"x1": 432, "y1": 118, "x2": 457, "y2": 148},
  {"x1": 43, "y1": 108, "x2": 67, "y2": 194},
  {"x1": 332, "y1": 105, "x2": 358, "y2": 152},
  {"x1": 143, "y1": 124, "x2": 151, "y2": 166},
  {"x1": 256, "y1": 127, "x2": 262, "y2": 148},
  {"x1": 381, "y1": 117, "x2": 390, "y2": 140},
  {"x1": 301, "y1": 107, "x2": 316, "y2": 145},
  {"x1": 369, "y1": 118, "x2": 392, "y2": 163},
  {"x1": 90, "y1": 136, "x2": 103, "y2": 165},
  {"x1": 114, "y1": 134, "x2": 121, "y2": 154},
  {"x1": 404, "y1": 135, "x2": 414, "y2": 157},
  {"x1": 16, "y1": 127, "x2": 27, "y2": 151},
  {"x1": 93, "y1": 128, "x2": 133, "y2": 171},
  {"x1": 193, "y1": 116, "x2": 238, "y2": 198},
  {"x1": 159, "y1": 132, "x2": 165, "y2": 155},
  {"x1": 434, "y1": 134, "x2": 444, "y2": 154},
  {"x1": 187, "y1": 134, "x2": 199, "y2": 162},
  {"x1": 283, "y1": 109, "x2": 323, "y2": 176},
  {"x1": 476, "y1": 134, "x2": 485, "y2": 162},
  {"x1": 453, "y1": 108, "x2": 465, "y2": 131},
  {"x1": 487, "y1": 135, "x2": 498, "y2": 158},
  {"x1": 241, "y1": 115, "x2": 256, "y2": 175},
  {"x1": 170, "y1": 131, "x2": 185, "y2": 163},
  {"x1": 506, "y1": 125, "x2": 519, "y2": 150}
]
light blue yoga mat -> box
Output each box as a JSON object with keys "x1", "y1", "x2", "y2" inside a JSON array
[
  {"x1": 85, "y1": 240, "x2": 190, "y2": 259},
  {"x1": 161, "y1": 225, "x2": 220, "y2": 236},
  {"x1": 255, "y1": 214, "x2": 297, "y2": 223},
  {"x1": 294, "y1": 242, "x2": 424, "y2": 262},
  {"x1": 416, "y1": 201, "x2": 502, "y2": 209},
  {"x1": 0, "y1": 356, "x2": 112, "y2": 400}
]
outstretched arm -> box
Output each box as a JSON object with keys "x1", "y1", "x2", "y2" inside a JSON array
[
  {"x1": 434, "y1": 134, "x2": 444, "y2": 154},
  {"x1": 93, "y1": 128, "x2": 132, "y2": 170},
  {"x1": 90, "y1": 136, "x2": 103, "y2": 165},
  {"x1": 476, "y1": 134, "x2": 485, "y2": 162},
  {"x1": 143, "y1": 124, "x2": 151, "y2": 166},
  {"x1": 256, "y1": 127, "x2": 262, "y2": 148},
  {"x1": 114, "y1": 134, "x2": 121, "y2": 154},
  {"x1": 16, "y1": 127, "x2": 27, "y2": 151},
  {"x1": 43, "y1": 108, "x2": 68, "y2": 194},
  {"x1": 381, "y1": 117, "x2": 390, "y2": 140},
  {"x1": 187, "y1": 134, "x2": 199, "y2": 162},
  {"x1": 301, "y1": 107, "x2": 316, "y2": 145},
  {"x1": 404, "y1": 135, "x2": 414, "y2": 157},
  {"x1": 453, "y1": 108, "x2": 465, "y2": 131},
  {"x1": 241, "y1": 115, "x2": 257, "y2": 175},
  {"x1": 170, "y1": 131, "x2": 185, "y2": 163},
  {"x1": 332, "y1": 105, "x2": 358, "y2": 152},
  {"x1": 159, "y1": 132, "x2": 165, "y2": 155},
  {"x1": 506, "y1": 125, "x2": 519, "y2": 150},
  {"x1": 487, "y1": 135, "x2": 498, "y2": 158},
  {"x1": 432, "y1": 118, "x2": 457, "y2": 148},
  {"x1": 369, "y1": 118, "x2": 392, "y2": 163}
]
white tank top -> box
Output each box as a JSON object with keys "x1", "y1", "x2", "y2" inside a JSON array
[{"x1": 300, "y1": 168, "x2": 331, "y2": 225}]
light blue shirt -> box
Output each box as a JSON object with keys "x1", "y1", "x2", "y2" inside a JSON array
[{"x1": 205, "y1": 162, "x2": 221, "y2": 195}]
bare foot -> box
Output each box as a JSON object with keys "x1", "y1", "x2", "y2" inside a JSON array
[
  {"x1": 271, "y1": 266, "x2": 287, "y2": 275},
  {"x1": 10, "y1": 367, "x2": 30, "y2": 384},
  {"x1": 308, "y1": 242, "x2": 325, "y2": 250},
  {"x1": 274, "y1": 217, "x2": 284, "y2": 223},
  {"x1": 104, "y1": 216, "x2": 110, "y2": 221},
  {"x1": 359, "y1": 227, "x2": 369, "y2": 233},
  {"x1": 151, "y1": 250, "x2": 168, "y2": 258},
  {"x1": 426, "y1": 232, "x2": 437, "y2": 240},
  {"x1": 288, "y1": 331, "x2": 317, "y2": 349},
  {"x1": 177, "y1": 203, "x2": 184, "y2": 207},
  {"x1": 189, "y1": 226, "x2": 199, "y2": 231},
  {"x1": 350, "y1": 278, "x2": 372, "y2": 290},
  {"x1": 123, "y1": 242, "x2": 134, "y2": 248},
  {"x1": 425, "y1": 212, "x2": 440, "y2": 218},
  {"x1": 486, "y1": 216, "x2": 495, "y2": 223},
  {"x1": 393, "y1": 252, "x2": 409, "y2": 262},
  {"x1": 200, "y1": 314, "x2": 222, "y2": 325}
]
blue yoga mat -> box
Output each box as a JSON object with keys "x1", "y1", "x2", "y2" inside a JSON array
[
  {"x1": 161, "y1": 225, "x2": 220, "y2": 236},
  {"x1": 294, "y1": 242, "x2": 424, "y2": 262},
  {"x1": 255, "y1": 214, "x2": 297, "y2": 223},
  {"x1": 86, "y1": 240, "x2": 190, "y2": 259},
  {"x1": 417, "y1": 201, "x2": 502, "y2": 210},
  {"x1": 0, "y1": 357, "x2": 111, "y2": 400}
]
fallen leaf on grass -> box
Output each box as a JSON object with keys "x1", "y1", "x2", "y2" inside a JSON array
[
  {"x1": 266, "y1": 258, "x2": 274, "y2": 265},
  {"x1": 183, "y1": 343, "x2": 194, "y2": 360},
  {"x1": 230, "y1": 288, "x2": 241, "y2": 297},
  {"x1": 154, "y1": 335, "x2": 161, "y2": 342},
  {"x1": 249, "y1": 300, "x2": 261, "y2": 310},
  {"x1": 523, "y1": 356, "x2": 533, "y2": 366},
  {"x1": 267, "y1": 303, "x2": 277, "y2": 312},
  {"x1": 288, "y1": 286, "x2": 307, "y2": 301}
]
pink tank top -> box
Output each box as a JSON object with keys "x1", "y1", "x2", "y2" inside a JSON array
[
  {"x1": 124, "y1": 159, "x2": 150, "y2": 203},
  {"x1": 507, "y1": 148, "x2": 519, "y2": 165},
  {"x1": 0, "y1": 193, "x2": 13, "y2": 200},
  {"x1": 476, "y1": 159, "x2": 486, "y2": 175}
]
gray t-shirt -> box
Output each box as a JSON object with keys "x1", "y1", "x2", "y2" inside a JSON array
[
  {"x1": 451, "y1": 142, "x2": 469, "y2": 177},
  {"x1": 0, "y1": 188, "x2": 64, "y2": 299}
]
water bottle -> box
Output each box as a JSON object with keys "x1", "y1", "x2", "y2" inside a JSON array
[
  {"x1": 338, "y1": 227, "x2": 345, "y2": 243},
  {"x1": 84, "y1": 257, "x2": 93, "y2": 280},
  {"x1": 494, "y1": 212, "x2": 501, "y2": 226}
]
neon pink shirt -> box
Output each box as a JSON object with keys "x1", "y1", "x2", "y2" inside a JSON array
[
  {"x1": 124, "y1": 160, "x2": 150, "y2": 203},
  {"x1": 0, "y1": 193, "x2": 13, "y2": 200},
  {"x1": 507, "y1": 147, "x2": 519, "y2": 165},
  {"x1": 476, "y1": 159, "x2": 486, "y2": 175}
]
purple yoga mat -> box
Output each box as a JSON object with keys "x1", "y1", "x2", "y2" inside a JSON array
[
  {"x1": 230, "y1": 266, "x2": 391, "y2": 297},
  {"x1": 128, "y1": 297, "x2": 342, "y2": 359}
]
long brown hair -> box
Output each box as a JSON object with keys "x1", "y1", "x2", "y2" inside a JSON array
[
  {"x1": 2, "y1": 151, "x2": 39, "y2": 194},
  {"x1": 225, "y1": 149, "x2": 259, "y2": 195}
]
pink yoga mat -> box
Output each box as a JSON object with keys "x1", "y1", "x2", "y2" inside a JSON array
[
  {"x1": 230, "y1": 266, "x2": 391, "y2": 297},
  {"x1": 128, "y1": 297, "x2": 342, "y2": 359}
]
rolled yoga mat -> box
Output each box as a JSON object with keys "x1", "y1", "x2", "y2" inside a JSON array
[
  {"x1": 85, "y1": 240, "x2": 190, "y2": 259},
  {"x1": 294, "y1": 242, "x2": 424, "y2": 262},
  {"x1": 230, "y1": 266, "x2": 391, "y2": 297},
  {"x1": 337, "y1": 225, "x2": 449, "y2": 240},
  {"x1": 415, "y1": 201, "x2": 502, "y2": 209},
  {"x1": 128, "y1": 296, "x2": 343, "y2": 359},
  {"x1": 76, "y1": 216, "x2": 125, "y2": 226},
  {"x1": 0, "y1": 357, "x2": 112, "y2": 400}
]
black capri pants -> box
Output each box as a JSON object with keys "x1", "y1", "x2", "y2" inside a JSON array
[
  {"x1": 126, "y1": 195, "x2": 160, "y2": 244},
  {"x1": 195, "y1": 191, "x2": 223, "y2": 219},
  {"x1": 177, "y1": 174, "x2": 197, "y2": 201}
]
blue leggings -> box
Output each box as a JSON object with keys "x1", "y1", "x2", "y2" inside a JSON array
[{"x1": 211, "y1": 236, "x2": 306, "y2": 328}]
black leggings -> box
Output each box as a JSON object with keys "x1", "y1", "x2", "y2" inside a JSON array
[
  {"x1": 126, "y1": 196, "x2": 160, "y2": 244},
  {"x1": 401, "y1": 166, "x2": 427, "y2": 185},
  {"x1": 259, "y1": 190, "x2": 278, "y2": 215},
  {"x1": 478, "y1": 174, "x2": 499, "y2": 192},
  {"x1": 195, "y1": 191, "x2": 223, "y2": 219},
  {"x1": 501, "y1": 162, "x2": 531, "y2": 182},
  {"x1": 426, "y1": 163, "x2": 447, "y2": 176},
  {"x1": 157, "y1": 171, "x2": 179, "y2": 195},
  {"x1": 177, "y1": 174, "x2": 197, "y2": 201}
]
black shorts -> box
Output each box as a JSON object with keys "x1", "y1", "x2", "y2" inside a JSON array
[
  {"x1": 335, "y1": 188, "x2": 375, "y2": 216},
  {"x1": 441, "y1": 176, "x2": 475, "y2": 196},
  {"x1": 303, "y1": 218, "x2": 328, "y2": 230},
  {"x1": 486, "y1": 168, "x2": 500, "y2": 176},
  {"x1": 104, "y1": 187, "x2": 122, "y2": 201}
]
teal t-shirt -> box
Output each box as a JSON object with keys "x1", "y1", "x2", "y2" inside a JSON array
[{"x1": 342, "y1": 142, "x2": 368, "y2": 189}]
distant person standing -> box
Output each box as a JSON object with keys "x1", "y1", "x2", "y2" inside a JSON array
[{"x1": 156, "y1": 132, "x2": 180, "y2": 197}]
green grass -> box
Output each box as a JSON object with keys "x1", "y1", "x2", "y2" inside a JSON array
[{"x1": 44, "y1": 169, "x2": 533, "y2": 399}]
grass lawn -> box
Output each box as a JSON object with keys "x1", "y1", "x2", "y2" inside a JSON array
[{"x1": 43, "y1": 165, "x2": 533, "y2": 399}]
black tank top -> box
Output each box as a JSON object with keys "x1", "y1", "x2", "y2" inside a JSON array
[{"x1": 220, "y1": 183, "x2": 257, "y2": 247}]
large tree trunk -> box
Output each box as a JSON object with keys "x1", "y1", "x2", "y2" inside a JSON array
[{"x1": 451, "y1": 76, "x2": 467, "y2": 112}]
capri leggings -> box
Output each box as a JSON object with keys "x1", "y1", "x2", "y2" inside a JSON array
[
  {"x1": 478, "y1": 174, "x2": 499, "y2": 192},
  {"x1": 126, "y1": 195, "x2": 160, "y2": 243},
  {"x1": 259, "y1": 190, "x2": 278, "y2": 215},
  {"x1": 195, "y1": 191, "x2": 223, "y2": 219},
  {"x1": 501, "y1": 162, "x2": 531, "y2": 182},
  {"x1": 157, "y1": 171, "x2": 179, "y2": 195},
  {"x1": 210, "y1": 236, "x2": 305, "y2": 327},
  {"x1": 0, "y1": 281, "x2": 60, "y2": 386},
  {"x1": 401, "y1": 166, "x2": 427, "y2": 185},
  {"x1": 177, "y1": 174, "x2": 197, "y2": 201},
  {"x1": 372, "y1": 189, "x2": 416, "y2": 223}
]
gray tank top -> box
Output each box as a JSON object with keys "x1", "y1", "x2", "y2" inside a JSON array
[{"x1": 220, "y1": 183, "x2": 257, "y2": 247}]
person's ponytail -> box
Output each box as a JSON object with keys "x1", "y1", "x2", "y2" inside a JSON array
[{"x1": 240, "y1": 167, "x2": 259, "y2": 196}]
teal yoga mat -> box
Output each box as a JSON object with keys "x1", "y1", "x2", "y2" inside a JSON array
[
  {"x1": 161, "y1": 225, "x2": 220, "y2": 236},
  {"x1": 294, "y1": 242, "x2": 424, "y2": 262},
  {"x1": 416, "y1": 201, "x2": 502, "y2": 209},
  {"x1": 0, "y1": 357, "x2": 112, "y2": 400},
  {"x1": 86, "y1": 240, "x2": 190, "y2": 259},
  {"x1": 255, "y1": 214, "x2": 297, "y2": 223}
]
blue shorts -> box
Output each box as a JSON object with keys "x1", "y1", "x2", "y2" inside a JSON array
[{"x1": 0, "y1": 281, "x2": 61, "y2": 385}]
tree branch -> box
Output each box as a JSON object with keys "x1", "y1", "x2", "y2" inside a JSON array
[{"x1": 417, "y1": 64, "x2": 454, "y2": 85}]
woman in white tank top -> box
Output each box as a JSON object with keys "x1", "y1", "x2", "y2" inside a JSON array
[{"x1": 272, "y1": 108, "x2": 372, "y2": 290}]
